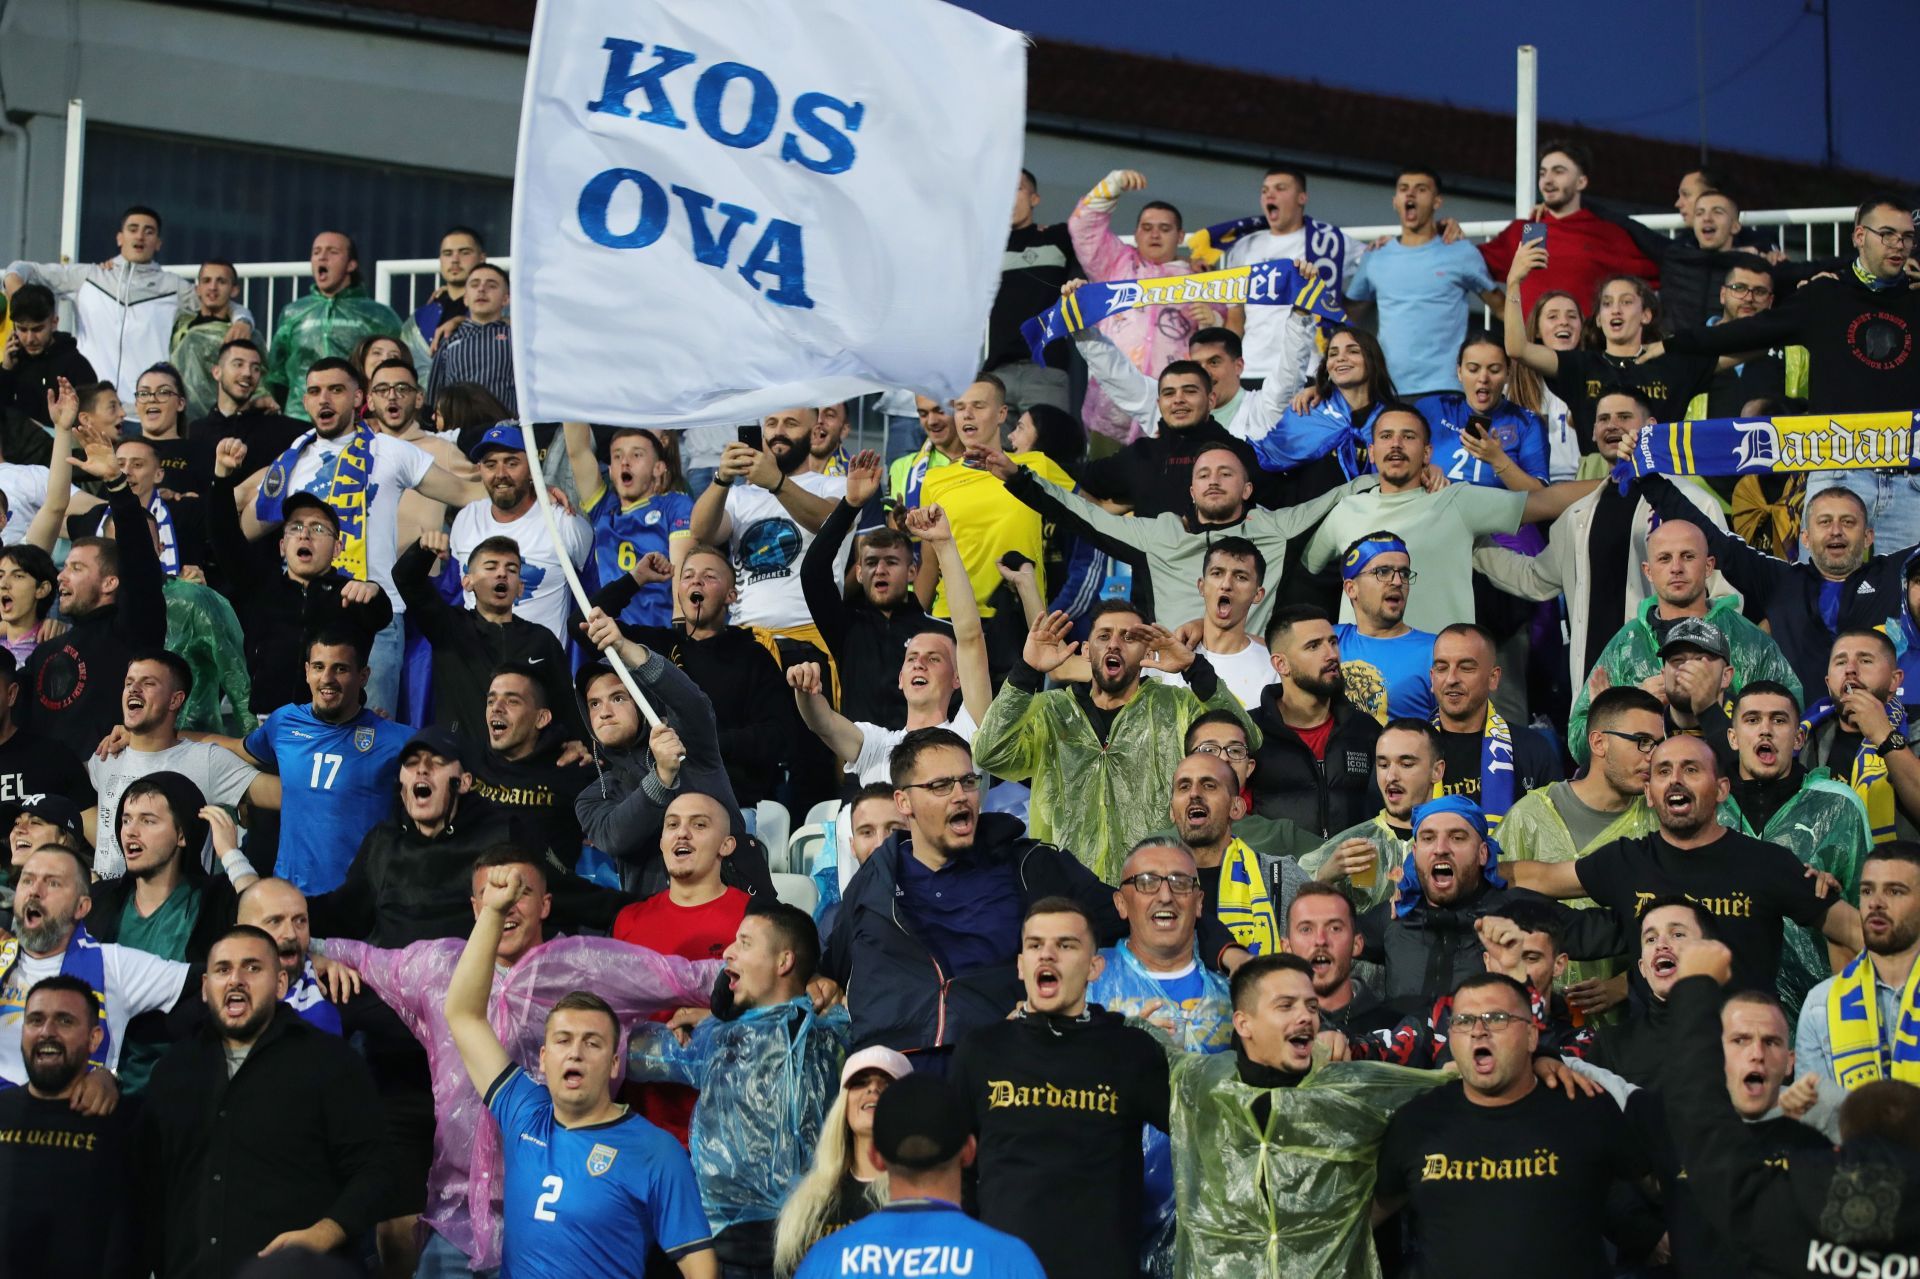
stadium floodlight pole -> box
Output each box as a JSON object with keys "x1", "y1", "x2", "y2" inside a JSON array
[
  {"x1": 525, "y1": 452, "x2": 668, "y2": 737},
  {"x1": 1514, "y1": 47, "x2": 1537, "y2": 219}
]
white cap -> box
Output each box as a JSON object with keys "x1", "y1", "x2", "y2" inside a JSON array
[{"x1": 840, "y1": 1045, "x2": 914, "y2": 1088}]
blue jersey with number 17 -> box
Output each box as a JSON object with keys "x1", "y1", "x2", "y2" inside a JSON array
[
  {"x1": 242, "y1": 703, "x2": 410, "y2": 895},
  {"x1": 487, "y1": 1066, "x2": 713, "y2": 1279}
]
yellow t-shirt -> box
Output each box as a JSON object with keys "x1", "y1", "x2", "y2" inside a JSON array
[{"x1": 922, "y1": 452, "x2": 1074, "y2": 619}]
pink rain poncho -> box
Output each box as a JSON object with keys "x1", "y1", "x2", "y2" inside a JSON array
[{"x1": 322, "y1": 934, "x2": 720, "y2": 1271}]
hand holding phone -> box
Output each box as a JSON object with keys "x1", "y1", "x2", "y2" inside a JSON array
[{"x1": 1521, "y1": 221, "x2": 1548, "y2": 251}]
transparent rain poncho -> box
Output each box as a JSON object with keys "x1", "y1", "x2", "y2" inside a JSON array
[
  {"x1": 1171, "y1": 1049, "x2": 1444, "y2": 1278},
  {"x1": 629, "y1": 996, "x2": 850, "y2": 1233},
  {"x1": 1722, "y1": 770, "x2": 1871, "y2": 1019},
  {"x1": 163, "y1": 576, "x2": 257, "y2": 735},
  {"x1": 973, "y1": 678, "x2": 1255, "y2": 882}
]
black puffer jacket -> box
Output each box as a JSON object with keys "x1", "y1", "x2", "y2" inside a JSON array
[{"x1": 1248, "y1": 687, "x2": 1382, "y2": 837}]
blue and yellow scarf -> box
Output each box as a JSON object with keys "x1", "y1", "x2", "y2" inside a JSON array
[
  {"x1": 1214, "y1": 837, "x2": 1280, "y2": 956},
  {"x1": 1434, "y1": 707, "x2": 1517, "y2": 827},
  {"x1": 1802, "y1": 695, "x2": 1909, "y2": 844},
  {"x1": 254, "y1": 425, "x2": 375, "y2": 580},
  {"x1": 0, "y1": 922, "x2": 111, "y2": 1072},
  {"x1": 1827, "y1": 949, "x2": 1920, "y2": 1090},
  {"x1": 1021, "y1": 259, "x2": 1343, "y2": 363}
]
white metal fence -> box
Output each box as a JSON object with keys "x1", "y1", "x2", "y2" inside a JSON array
[{"x1": 183, "y1": 208, "x2": 1855, "y2": 345}]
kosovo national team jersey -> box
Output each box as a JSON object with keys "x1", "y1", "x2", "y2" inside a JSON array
[
  {"x1": 794, "y1": 1199, "x2": 1045, "y2": 1278},
  {"x1": 486, "y1": 1066, "x2": 713, "y2": 1279},
  {"x1": 1414, "y1": 393, "x2": 1549, "y2": 489},
  {"x1": 586, "y1": 487, "x2": 692, "y2": 628},
  {"x1": 241, "y1": 703, "x2": 411, "y2": 894}
]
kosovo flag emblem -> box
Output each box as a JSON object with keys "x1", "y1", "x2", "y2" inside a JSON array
[
  {"x1": 353, "y1": 726, "x2": 375, "y2": 754},
  {"x1": 587, "y1": 1143, "x2": 618, "y2": 1177}
]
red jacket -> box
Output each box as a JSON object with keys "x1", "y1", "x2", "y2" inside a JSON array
[{"x1": 1480, "y1": 207, "x2": 1661, "y2": 318}]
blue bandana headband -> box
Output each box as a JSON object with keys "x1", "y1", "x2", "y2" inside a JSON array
[
  {"x1": 1342, "y1": 534, "x2": 1409, "y2": 581},
  {"x1": 1393, "y1": 795, "x2": 1508, "y2": 917}
]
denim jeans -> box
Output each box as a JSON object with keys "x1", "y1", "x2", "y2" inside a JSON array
[
  {"x1": 1805, "y1": 469, "x2": 1920, "y2": 561},
  {"x1": 367, "y1": 612, "x2": 406, "y2": 720}
]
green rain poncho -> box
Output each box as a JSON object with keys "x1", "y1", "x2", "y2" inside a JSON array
[
  {"x1": 1567, "y1": 595, "x2": 1801, "y2": 765},
  {"x1": 1721, "y1": 768, "x2": 1870, "y2": 1019},
  {"x1": 1171, "y1": 1049, "x2": 1444, "y2": 1278},
  {"x1": 1300, "y1": 813, "x2": 1411, "y2": 916},
  {"x1": 168, "y1": 312, "x2": 238, "y2": 423},
  {"x1": 1498, "y1": 789, "x2": 1656, "y2": 1013},
  {"x1": 973, "y1": 676, "x2": 1256, "y2": 882},
  {"x1": 163, "y1": 577, "x2": 257, "y2": 735},
  {"x1": 262, "y1": 283, "x2": 426, "y2": 420}
]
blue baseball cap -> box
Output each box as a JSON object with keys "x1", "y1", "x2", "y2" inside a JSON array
[{"x1": 468, "y1": 422, "x2": 526, "y2": 461}]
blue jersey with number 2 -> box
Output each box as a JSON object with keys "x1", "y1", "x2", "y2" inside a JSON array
[
  {"x1": 241, "y1": 703, "x2": 410, "y2": 894},
  {"x1": 487, "y1": 1066, "x2": 713, "y2": 1278}
]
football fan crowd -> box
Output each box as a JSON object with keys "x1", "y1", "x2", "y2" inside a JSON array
[{"x1": 0, "y1": 141, "x2": 1918, "y2": 1279}]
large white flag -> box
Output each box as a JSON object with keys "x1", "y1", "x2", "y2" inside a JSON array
[{"x1": 510, "y1": 0, "x2": 1026, "y2": 428}]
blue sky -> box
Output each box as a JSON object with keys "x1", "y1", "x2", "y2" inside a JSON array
[{"x1": 955, "y1": 0, "x2": 1911, "y2": 179}]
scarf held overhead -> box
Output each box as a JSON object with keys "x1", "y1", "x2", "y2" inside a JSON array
[
  {"x1": 1611, "y1": 411, "x2": 1920, "y2": 487},
  {"x1": 1827, "y1": 949, "x2": 1920, "y2": 1090},
  {"x1": 1021, "y1": 259, "x2": 1345, "y2": 363},
  {"x1": 254, "y1": 425, "x2": 375, "y2": 580}
]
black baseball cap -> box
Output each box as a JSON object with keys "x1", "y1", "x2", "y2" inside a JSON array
[
  {"x1": 1658, "y1": 617, "x2": 1731, "y2": 662},
  {"x1": 16, "y1": 794, "x2": 86, "y2": 844},
  {"x1": 401, "y1": 726, "x2": 469, "y2": 770},
  {"x1": 282, "y1": 492, "x2": 340, "y2": 532},
  {"x1": 871, "y1": 1073, "x2": 972, "y2": 1171}
]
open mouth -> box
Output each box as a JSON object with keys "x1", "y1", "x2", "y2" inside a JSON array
[
  {"x1": 1306, "y1": 948, "x2": 1334, "y2": 979},
  {"x1": 18, "y1": 900, "x2": 45, "y2": 928},
  {"x1": 669, "y1": 840, "x2": 694, "y2": 861},
  {"x1": 1380, "y1": 450, "x2": 1408, "y2": 467},
  {"x1": 1033, "y1": 964, "x2": 1061, "y2": 1000},
  {"x1": 1383, "y1": 781, "x2": 1406, "y2": 804},
  {"x1": 1739, "y1": 1070, "x2": 1769, "y2": 1099},
  {"x1": 1212, "y1": 593, "x2": 1234, "y2": 622},
  {"x1": 487, "y1": 716, "x2": 508, "y2": 737},
  {"x1": 1549, "y1": 324, "x2": 1576, "y2": 344},
  {"x1": 1382, "y1": 587, "x2": 1405, "y2": 607},
  {"x1": 1101, "y1": 652, "x2": 1125, "y2": 679},
  {"x1": 1183, "y1": 798, "x2": 1211, "y2": 829},
  {"x1": 314, "y1": 405, "x2": 338, "y2": 428},
  {"x1": 1148, "y1": 903, "x2": 1179, "y2": 931},
  {"x1": 945, "y1": 808, "x2": 975, "y2": 839},
  {"x1": 908, "y1": 671, "x2": 930, "y2": 689},
  {"x1": 1753, "y1": 741, "x2": 1778, "y2": 766},
  {"x1": 1470, "y1": 1045, "x2": 1496, "y2": 1073},
  {"x1": 1285, "y1": 1028, "x2": 1314, "y2": 1060},
  {"x1": 559, "y1": 1066, "x2": 586, "y2": 1089},
  {"x1": 222, "y1": 988, "x2": 251, "y2": 1019},
  {"x1": 410, "y1": 781, "x2": 435, "y2": 803},
  {"x1": 1663, "y1": 785, "x2": 1695, "y2": 818},
  {"x1": 125, "y1": 694, "x2": 145, "y2": 714},
  {"x1": 1867, "y1": 911, "x2": 1893, "y2": 939},
  {"x1": 123, "y1": 838, "x2": 146, "y2": 864},
  {"x1": 1428, "y1": 860, "x2": 1455, "y2": 892},
  {"x1": 1469, "y1": 387, "x2": 1495, "y2": 409},
  {"x1": 1651, "y1": 949, "x2": 1678, "y2": 979},
  {"x1": 30, "y1": 1040, "x2": 63, "y2": 1065}
]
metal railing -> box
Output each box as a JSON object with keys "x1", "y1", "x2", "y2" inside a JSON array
[{"x1": 179, "y1": 208, "x2": 1855, "y2": 351}]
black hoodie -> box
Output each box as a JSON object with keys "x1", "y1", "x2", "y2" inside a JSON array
[
  {"x1": 1666, "y1": 974, "x2": 1920, "y2": 1277},
  {"x1": 470, "y1": 724, "x2": 595, "y2": 870},
  {"x1": 0, "y1": 330, "x2": 96, "y2": 457},
  {"x1": 1077, "y1": 414, "x2": 1248, "y2": 519}
]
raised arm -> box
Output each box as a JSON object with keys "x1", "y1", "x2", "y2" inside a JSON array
[
  {"x1": 412, "y1": 461, "x2": 484, "y2": 509},
  {"x1": 1520, "y1": 478, "x2": 1603, "y2": 525},
  {"x1": 1499, "y1": 857, "x2": 1586, "y2": 898},
  {"x1": 444, "y1": 864, "x2": 520, "y2": 1092},
  {"x1": 798, "y1": 451, "x2": 876, "y2": 660},
  {"x1": 788, "y1": 660, "x2": 863, "y2": 763},
  {"x1": 23, "y1": 381, "x2": 78, "y2": 552},
  {"x1": 562, "y1": 421, "x2": 603, "y2": 505},
  {"x1": 689, "y1": 444, "x2": 750, "y2": 545},
  {"x1": 1502, "y1": 240, "x2": 1559, "y2": 377},
  {"x1": 1637, "y1": 473, "x2": 1792, "y2": 602},
  {"x1": 1239, "y1": 305, "x2": 1322, "y2": 443},
  {"x1": 741, "y1": 446, "x2": 836, "y2": 533},
  {"x1": 909, "y1": 505, "x2": 992, "y2": 723}
]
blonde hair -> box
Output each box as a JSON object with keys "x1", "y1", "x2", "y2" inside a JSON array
[{"x1": 772, "y1": 1083, "x2": 889, "y2": 1277}]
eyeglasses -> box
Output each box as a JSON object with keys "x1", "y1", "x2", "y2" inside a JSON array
[
  {"x1": 1722, "y1": 282, "x2": 1774, "y2": 300},
  {"x1": 283, "y1": 520, "x2": 336, "y2": 539},
  {"x1": 1363, "y1": 566, "x2": 1416, "y2": 584},
  {"x1": 1863, "y1": 226, "x2": 1918, "y2": 249},
  {"x1": 132, "y1": 388, "x2": 180, "y2": 401},
  {"x1": 1600, "y1": 730, "x2": 1662, "y2": 755},
  {"x1": 1448, "y1": 1011, "x2": 1528, "y2": 1034},
  {"x1": 369, "y1": 382, "x2": 419, "y2": 399},
  {"x1": 902, "y1": 773, "x2": 980, "y2": 797},
  {"x1": 1120, "y1": 871, "x2": 1200, "y2": 895},
  {"x1": 1192, "y1": 740, "x2": 1249, "y2": 762}
]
